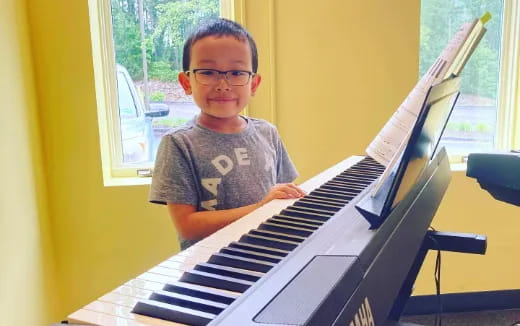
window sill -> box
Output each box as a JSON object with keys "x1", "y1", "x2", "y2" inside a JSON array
[
  {"x1": 103, "y1": 175, "x2": 152, "y2": 187},
  {"x1": 450, "y1": 162, "x2": 467, "y2": 172}
]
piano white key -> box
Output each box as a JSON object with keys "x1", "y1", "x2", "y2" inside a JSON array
[
  {"x1": 99, "y1": 290, "x2": 223, "y2": 325},
  {"x1": 126, "y1": 278, "x2": 165, "y2": 292},
  {"x1": 68, "y1": 308, "x2": 144, "y2": 326},
  {"x1": 100, "y1": 291, "x2": 140, "y2": 308},
  {"x1": 115, "y1": 284, "x2": 153, "y2": 299},
  {"x1": 82, "y1": 300, "x2": 184, "y2": 325}
]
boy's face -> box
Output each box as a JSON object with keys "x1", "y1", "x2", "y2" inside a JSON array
[{"x1": 178, "y1": 36, "x2": 261, "y2": 120}]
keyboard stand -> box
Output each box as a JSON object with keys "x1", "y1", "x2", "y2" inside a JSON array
[{"x1": 387, "y1": 230, "x2": 487, "y2": 325}]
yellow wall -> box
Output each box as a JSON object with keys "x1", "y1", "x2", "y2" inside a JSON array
[
  {"x1": 0, "y1": 0, "x2": 60, "y2": 324},
  {"x1": 27, "y1": 0, "x2": 179, "y2": 319},
  {"x1": 1, "y1": 0, "x2": 518, "y2": 323},
  {"x1": 416, "y1": 172, "x2": 520, "y2": 294}
]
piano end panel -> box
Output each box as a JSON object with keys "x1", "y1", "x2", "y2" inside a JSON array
[{"x1": 330, "y1": 150, "x2": 453, "y2": 326}]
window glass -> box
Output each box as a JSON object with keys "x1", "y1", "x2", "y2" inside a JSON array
[
  {"x1": 117, "y1": 70, "x2": 139, "y2": 119},
  {"x1": 110, "y1": 0, "x2": 220, "y2": 165},
  {"x1": 419, "y1": 0, "x2": 503, "y2": 160}
]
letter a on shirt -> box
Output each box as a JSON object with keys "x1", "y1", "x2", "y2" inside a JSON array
[
  {"x1": 201, "y1": 178, "x2": 221, "y2": 196},
  {"x1": 201, "y1": 199, "x2": 217, "y2": 211}
]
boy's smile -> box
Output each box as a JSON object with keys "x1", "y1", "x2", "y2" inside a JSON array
[{"x1": 178, "y1": 35, "x2": 261, "y2": 133}]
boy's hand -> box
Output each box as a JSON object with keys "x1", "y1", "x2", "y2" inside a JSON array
[{"x1": 259, "y1": 183, "x2": 306, "y2": 206}]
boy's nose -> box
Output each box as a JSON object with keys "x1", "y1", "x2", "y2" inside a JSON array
[{"x1": 215, "y1": 76, "x2": 232, "y2": 90}]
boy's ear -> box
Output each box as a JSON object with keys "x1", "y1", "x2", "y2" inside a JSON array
[
  {"x1": 250, "y1": 74, "x2": 262, "y2": 96},
  {"x1": 178, "y1": 72, "x2": 192, "y2": 95}
]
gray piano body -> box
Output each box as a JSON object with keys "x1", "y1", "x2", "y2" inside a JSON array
[{"x1": 211, "y1": 147, "x2": 452, "y2": 326}]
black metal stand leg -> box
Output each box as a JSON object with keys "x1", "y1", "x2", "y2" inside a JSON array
[
  {"x1": 387, "y1": 245, "x2": 429, "y2": 321},
  {"x1": 386, "y1": 231, "x2": 487, "y2": 324}
]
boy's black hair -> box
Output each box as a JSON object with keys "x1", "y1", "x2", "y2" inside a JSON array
[{"x1": 182, "y1": 18, "x2": 258, "y2": 73}]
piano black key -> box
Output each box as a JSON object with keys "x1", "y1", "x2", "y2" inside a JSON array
[
  {"x1": 321, "y1": 183, "x2": 364, "y2": 194},
  {"x1": 163, "y1": 281, "x2": 238, "y2": 304},
  {"x1": 343, "y1": 168, "x2": 380, "y2": 178},
  {"x1": 334, "y1": 174, "x2": 373, "y2": 184},
  {"x1": 150, "y1": 290, "x2": 227, "y2": 315},
  {"x1": 132, "y1": 299, "x2": 215, "y2": 326},
  {"x1": 208, "y1": 252, "x2": 276, "y2": 273},
  {"x1": 194, "y1": 262, "x2": 263, "y2": 282},
  {"x1": 292, "y1": 200, "x2": 342, "y2": 213},
  {"x1": 311, "y1": 189, "x2": 353, "y2": 201},
  {"x1": 302, "y1": 194, "x2": 349, "y2": 206},
  {"x1": 239, "y1": 233, "x2": 299, "y2": 251},
  {"x1": 339, "y1": 174, "x2": 377, "y2": 184},
  {"x1": 298, "y1": 196, "x2": 345, "y2": 209},
  {"x1": 219, "y1": 246, "x2": 282, "y2": 264},
  {"x1": 249, "y1": 229, "x2": 306, "y2": 243},
  {"x1": 228, "y1": 241, "x2": 290, "y2": 257},
  {"x1": 286, "y1": 204, "x2": 339, "y2": 216},
  {"x1": 327, "y1": 180, "x2": 368, "y2": 191},
  {"x1": 180, "y1": 269, "x2": 254, "y2": 293},
  {"x1": 258, "y1": 222, "x2": 314, "y2": 237},
  {"x1": 274, "y1": 214, "x2": 325, "y2": 226},
  {"x1": 280, "y1": 208, "x2": 331, "y2": 221},
  {"x1": 358, "y1": 166, "x2": 385, "y2": 174},
  {"x1": 340, "y1": 167, "x2": 375, "y2": 175},
  {"x1": 317, "y1": 185, "x2": 360, "y2": 197},
  {"x1": 347, "y1": 168, "x2": 381, "y2": 176},
  {"x1": 267, "y1": 216, "x2": 319, "y2": 230},
  {"x1": 328, "y1": 177, "x2": 369, "y2": 186},
  {"x1": 290, "y1": 201, "x2": 347, "y2": 211}
]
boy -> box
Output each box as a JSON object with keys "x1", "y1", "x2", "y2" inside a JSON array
[{"x1": 150, "y1": 18, "x2": 304, "y2": 250}]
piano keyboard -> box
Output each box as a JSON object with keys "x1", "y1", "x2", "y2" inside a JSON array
[{"x1": 67, "y1": 155, "x2": 384, "y2": 326}]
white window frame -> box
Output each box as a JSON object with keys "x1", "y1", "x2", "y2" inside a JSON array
[
  {"x1": 87, "y1": 0, "x2": 240, "y2": 186},
  {"x1": 443, "y1": 0, "x2": 520, "y2": 169},
  {"x1": 496, "y1": 0, "x2": 520, "y2": 151}
]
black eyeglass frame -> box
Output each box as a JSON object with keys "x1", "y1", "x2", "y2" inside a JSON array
[{"x1": 186, "y1": 68, "x2": 255, "y2": 86}]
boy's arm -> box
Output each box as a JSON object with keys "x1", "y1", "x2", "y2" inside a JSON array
[
  {"x1": 167, "y1": 183, "x2": 305, "y2": 240},
  {"x1": 167, "y1": 202, "x2": 260, "y2": 240}
]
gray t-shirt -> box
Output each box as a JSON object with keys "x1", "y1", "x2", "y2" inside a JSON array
[{"x1": 150, "y1": 116, "x2": 298, "y2": 249}]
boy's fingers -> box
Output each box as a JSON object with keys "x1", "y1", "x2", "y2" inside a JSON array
[
  {"x1": 281, "y1": 185, "x2": 304, "y2": 198},
  {"x1": 275, "y1": 190, "x2": 292, "y2": 199},
  {"x1": 287, "y1": 183, "x2": 306, "y2": 196}
]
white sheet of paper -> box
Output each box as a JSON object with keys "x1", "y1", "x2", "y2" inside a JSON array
[
  {"x1": 366, "y1": 20, "x2": 477, "y2": 168},
  {"x1": 367, "y1": 19, "x2": 481, "y2": 197}
]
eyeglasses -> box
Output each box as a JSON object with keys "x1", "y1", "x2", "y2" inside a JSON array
[{"x1": 187, "y1": 69, "x2": 254, "y2": 86}]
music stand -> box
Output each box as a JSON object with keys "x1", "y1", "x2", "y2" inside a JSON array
[{"x1": 356, "y1": 77, "x2": 461, "y2": 228}]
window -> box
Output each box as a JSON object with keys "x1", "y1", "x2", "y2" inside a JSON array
[
  {"x1": 419, "y1": 0, "x2": 520, "y2": 164},
  {"x1": 88, "y1": 0, "x2": 237, "y2": 184}
]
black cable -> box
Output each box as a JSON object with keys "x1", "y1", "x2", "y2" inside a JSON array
[
  {"x1": 427, "y1": 230, "x2": 443, "y2": 326},
  {"x1": 434, "y1": 246, "x2": 442, "y2": 326}
]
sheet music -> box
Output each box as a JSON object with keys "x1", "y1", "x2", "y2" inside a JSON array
[
  {"x1": 366, "y1": 19, "x2": 478, "y2": 168},
  {"x1": 367, "y1": 16, "x2": 489, "y2": 197}
]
